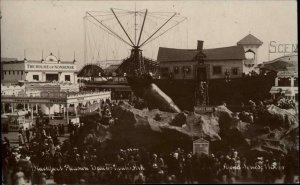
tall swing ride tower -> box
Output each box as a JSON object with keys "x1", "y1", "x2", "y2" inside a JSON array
[{"x1": 83, "y1": 8, "x2": 187, "y2": 78}]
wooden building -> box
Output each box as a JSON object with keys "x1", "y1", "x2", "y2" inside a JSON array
[{"x1": 158, "y1": 40, "x2": 246, "y2": 81}]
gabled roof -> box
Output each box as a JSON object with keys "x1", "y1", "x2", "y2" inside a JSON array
[
  {"x1": 237, "y1": 34, "x2": 263, "y2": 45},
  {"x1": 193, "y1": 138, "x2": 209, "y2": 143},
  {"x1": 203, "y1": 46, "x2": 246, "y2": 60},
  {"x1": 157, "y1": 48, "x2": 200, "y2": 62},
  {"x1": 157, "y1": 45, "x2": 245, "y2": 63}
]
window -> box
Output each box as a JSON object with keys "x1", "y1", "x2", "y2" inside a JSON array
[
  {"x1": 21, "y1": 71, "x2": 23, "y2": 75},
  {"x1": 160, "y1": 67, "x2": 169, "y2": 78},
  {"x1": 4, "y1": 71, "x2": 6, "y2": 75},
  {"x1": 13, "y1": 71, "x2": 15, "y2": 75},
  {"x1": 173, "y1": 66, "x2": 180, "y2": 74},
  {"x1": 17, "y1": 71, "x2": 19, "y2": 75},
  {"x1": 182, "y1": 66, "x2": 191, "y2": 74},
  {"x1": 9, "y1": 71, "x2": 11, "y2": 75},
  {"x1": 46, "y1": 74, "x2": 58, "y2": 82},
  {"x1": 231, "y1": 68, "x2": 238, "y2": 75},
  {"x1": 213, "y1": 66, "x2": 222, "y2": 75},
  {"x1": 33, "y1": 75, "x2": 39, "y2": 81},
  {"x1": 65, "y1": 75, "x2": 71, "y2": 81}
]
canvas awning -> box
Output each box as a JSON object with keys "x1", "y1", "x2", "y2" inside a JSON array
[{"x1": 269, "y1": 87, "x2": 297, "y2": 95}]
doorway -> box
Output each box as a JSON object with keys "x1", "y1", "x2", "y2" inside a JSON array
[{"x1": 197, "y1": 67, "x2": 207, "y2": 81}]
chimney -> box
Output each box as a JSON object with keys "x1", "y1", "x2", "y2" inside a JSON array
[{"x1": 197, "y1": 40, "x2": 204, "y2": 51}]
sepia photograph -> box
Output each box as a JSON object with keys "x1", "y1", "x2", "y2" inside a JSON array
[{"x1": 1, "y1": 0, "x2": 298, "y2": 184}]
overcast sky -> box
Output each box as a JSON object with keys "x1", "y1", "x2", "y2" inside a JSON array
[{"x1": 1, "y1": 0, "x2": 298, "y2": 69}]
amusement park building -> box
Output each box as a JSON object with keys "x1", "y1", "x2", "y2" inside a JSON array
[
  {"x1": 158, "y1": 34, "x2": 263, "y2": 80},
  {"x1": 158, "y1": 42, "x2": 245, "y2": 80},
  {"x1": 1, "y1": 53, "x2": 78, "y2": 84},
  {"x1": 1, "y1": 53, "x2": 111, "y2": 122},
  {"x1": 260, "y1": 54, "x2": 298, "y2": 101}
]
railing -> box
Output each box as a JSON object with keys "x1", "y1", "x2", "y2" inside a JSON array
[
  {"x1": 26, "y1": 82, "x2": 79, "y2": 87},
  {"x1": 66, "y1": 91, "x2": 111, "y2": 98},
  {"x1": 2, "y1": 91, "x2": 111, "y2": 99},
  {"x1": 1, "y1": 94, "x2": 60, "y2": 99}
]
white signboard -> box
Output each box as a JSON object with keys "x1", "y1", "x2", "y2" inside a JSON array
[
  {"x1": 25, "y1": 63, "x2": 76, "y2": 71},
  {"x1": 71, "y1": 117, "x2": 80, "y2": 125},
  {"x1": 194, "y1": 106, "x2": 214, "y2": 114},
  {"x1": 193, "y1": 138, "x2": 209, "y2": 156}
]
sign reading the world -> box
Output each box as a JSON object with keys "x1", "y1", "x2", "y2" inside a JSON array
[{"x1": 25, "y1": 64, "x2": 76, "y2": 71}]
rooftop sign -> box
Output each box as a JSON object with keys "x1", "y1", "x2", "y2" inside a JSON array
[{"x1": 25, "y1": 63, "x2": 76, "y2": 71}]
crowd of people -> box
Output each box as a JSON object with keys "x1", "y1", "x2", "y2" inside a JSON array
[
  {"x1": 2, "y1": 99, "x2": 298, "y2": 185},
  {"x1": 236, "y1": 93, "x2": 296, "y2": 126},
  {"x1": 2, "y1": 134, "x2": 297, "y2": 184},
  {"x1": 276, "y1": 97, "x2": 296, "y2": 110}
]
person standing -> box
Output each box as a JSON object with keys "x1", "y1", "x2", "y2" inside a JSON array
[
  {"x1": 18, "y1": 133, "x2": 24, "y2": 146},
  {"x1": 61, "y1": 124, "x2": 65, "y2": 136},
  {"x1": 225, "y1": 70, "x2": 231, "y2": 82},
  {"x1": 25, "y1": 128, "x2": 30, "y2": 143},
  {"x1": 14, "y1": 167, "x2": 25, "y2": 185},
  {"x1": 184, "y1": 154, "x2": 193, "y2": 184}
]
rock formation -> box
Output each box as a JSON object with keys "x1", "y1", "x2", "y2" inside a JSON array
[{"x1": 77, "y1": 102, "x2": 298, "y2": 156}]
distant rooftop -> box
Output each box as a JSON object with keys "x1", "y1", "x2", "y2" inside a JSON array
[
  {"x1": 260, "y1": 54, "x2": 298, "y2": 72},
  {"x1": 104, "y1": 64, "x2": 120, "y2": 73},
  {"x1": 1, "y1": 57, "x2": 18, "y2": 62},
  {"x1": 1, "y1": 60, "x2": 75, "y2": 64},
  {"x1": 77, "y1": 64, "x2": 104, "y2": 77},
  {"x1": 1, "y1": 53, "x2": 76, "y2": 64},
  {"x1": 237, "y1": 34, "x2": 263, "y2": 45},
  {"x1": 157, "y1": 45, "x2": 245, "y2": 63}
]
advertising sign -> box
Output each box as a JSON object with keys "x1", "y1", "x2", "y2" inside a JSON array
[{"x1": 25, "y1": 63, "x2": 76, "y2": 71}]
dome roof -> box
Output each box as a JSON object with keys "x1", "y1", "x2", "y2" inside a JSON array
[{"x1": 45, "y1": 53, "x2": 58, "y2": 62}]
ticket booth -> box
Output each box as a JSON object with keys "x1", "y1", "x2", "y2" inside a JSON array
[
  {"x1": 7, "y1": 111, "x2": 31, "y2": 132},
  {"x1": 193, "y1": 138, "x2": 209, "y2": 156}
]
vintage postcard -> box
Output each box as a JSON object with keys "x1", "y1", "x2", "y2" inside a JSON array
[{"x1": 1, "y1": 0, "x2": 298, "y2": 184}]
